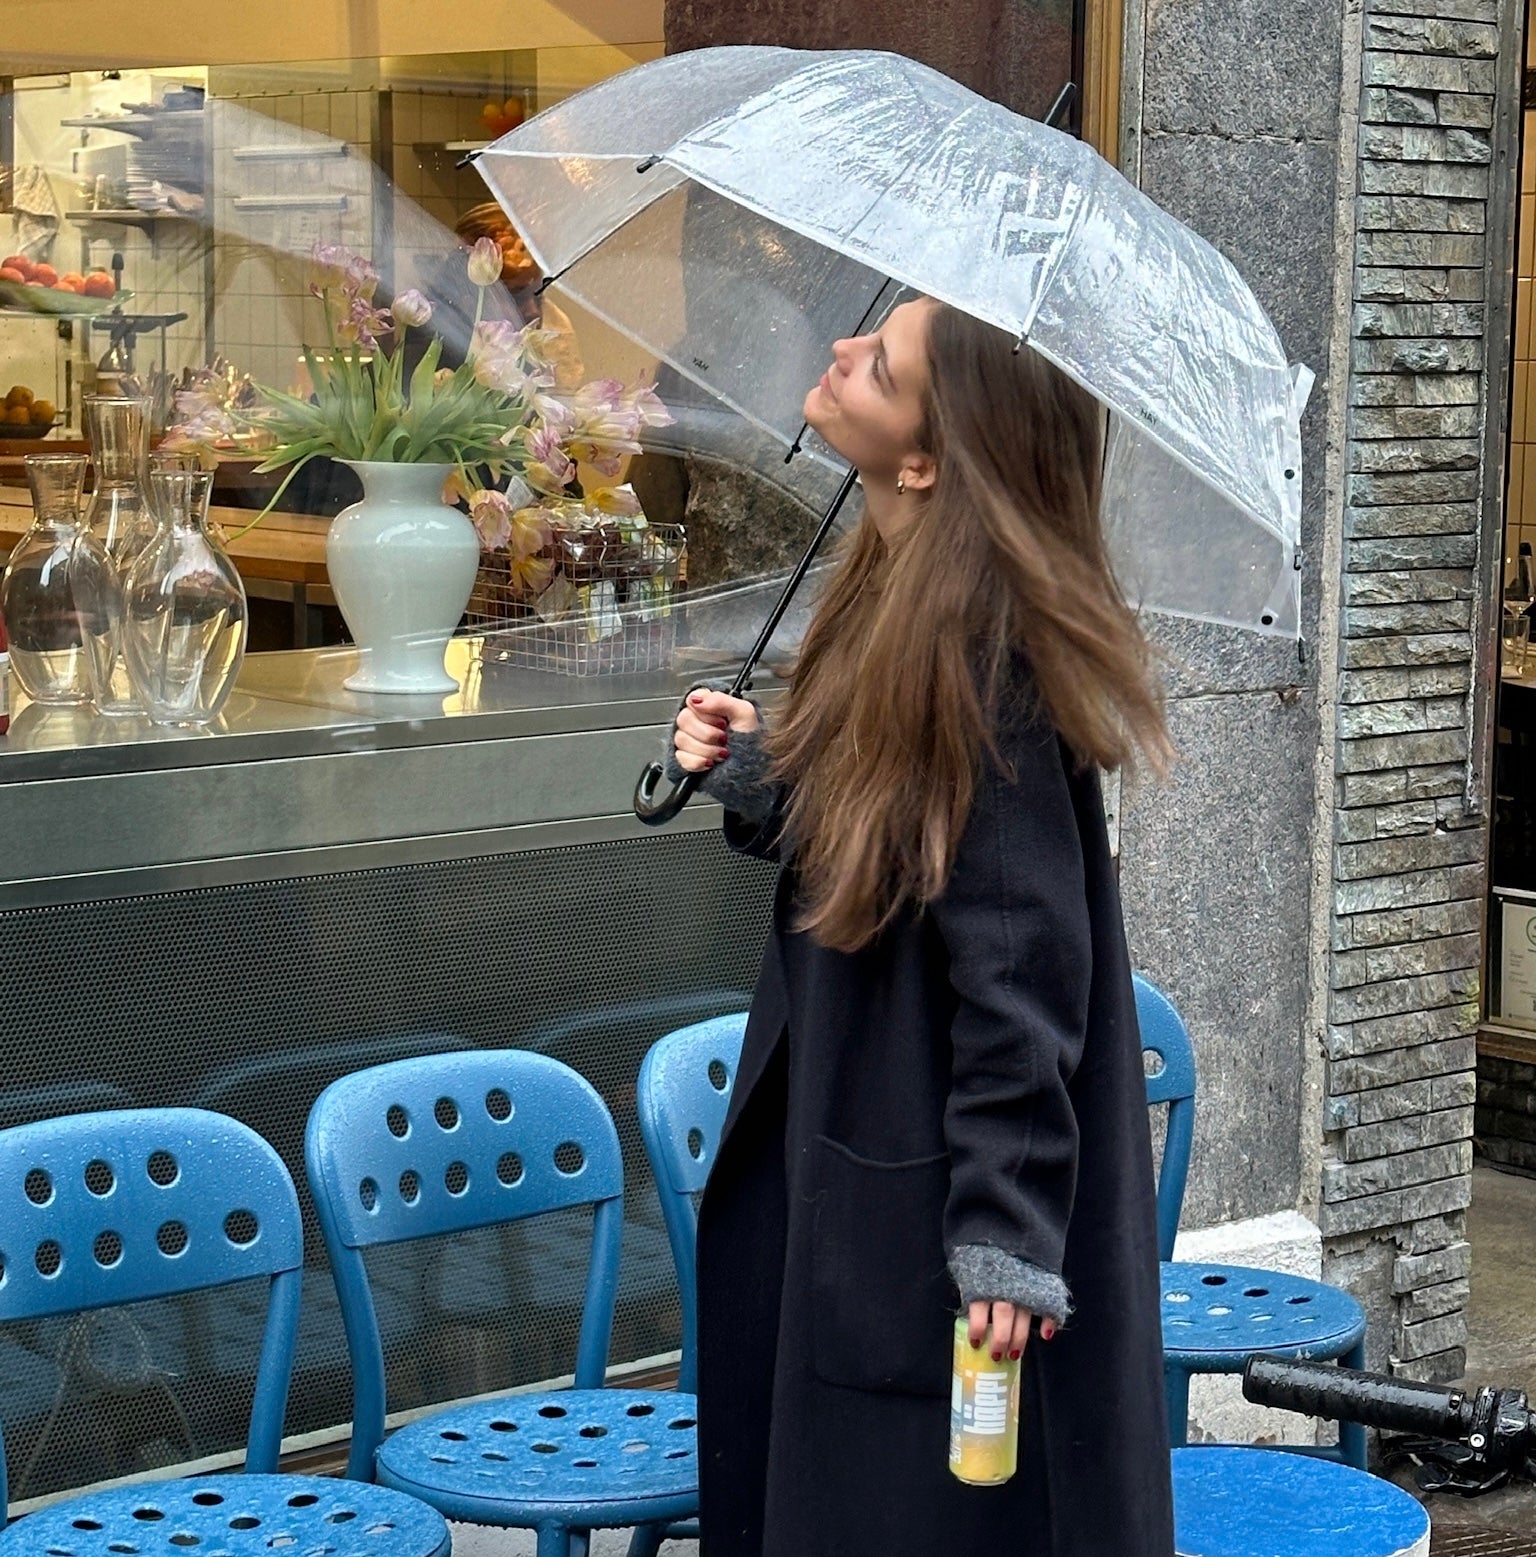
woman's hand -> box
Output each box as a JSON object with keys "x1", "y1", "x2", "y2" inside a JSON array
[
  {"x1": 967, "y1": 1299, "x2": 1057, "y2": 1362},
  {"x1": 672, "y1": 688, "x2": 761, "y2": 774}
]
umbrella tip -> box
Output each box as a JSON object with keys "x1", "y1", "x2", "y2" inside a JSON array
[{"x1": 636, "y1": 155, "x2": 661, "y2": 174}]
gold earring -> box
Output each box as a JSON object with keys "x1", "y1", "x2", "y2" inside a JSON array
[{"x1": 897, "y1": 477, "x2": 906, "y2": 494}]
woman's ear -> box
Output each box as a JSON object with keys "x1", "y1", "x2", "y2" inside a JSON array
[{"x1": 899, "y1": 453, "x2": 938, "y2": 494}]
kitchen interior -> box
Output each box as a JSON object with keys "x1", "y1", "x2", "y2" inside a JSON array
[{"x1": 0, "y1": 37, "x2": 666, "y2": 699}]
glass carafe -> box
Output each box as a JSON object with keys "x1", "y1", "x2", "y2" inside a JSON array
[
  {"x1": 122, "y1": 469, "x2": 248, "y2": 727},
  {"x1": 77, "y1": 394, "x2": 159, "y2": 716},
  {"x1": 0, "y1": 455, "x2": 95, "y2": 705}
]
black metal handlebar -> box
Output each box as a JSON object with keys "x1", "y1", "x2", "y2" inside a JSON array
[{"x1": 1243, "y1": 1356, "x2": 1536, "y2": 1487}]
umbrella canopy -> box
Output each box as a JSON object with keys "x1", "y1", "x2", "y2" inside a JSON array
[{"x1": 476, "y1": 45, "x2": 1312, "y2": 637}]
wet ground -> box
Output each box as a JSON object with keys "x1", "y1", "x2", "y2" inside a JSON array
[{"x1": 1417, "y1": 1163, "x2": 1536, "y2": 1553}]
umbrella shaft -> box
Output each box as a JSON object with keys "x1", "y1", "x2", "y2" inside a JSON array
[{"x1": 729, "y1": 466, "x2": 860, "y2": 697}]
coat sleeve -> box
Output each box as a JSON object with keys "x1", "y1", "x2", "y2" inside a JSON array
[
  {"x1": 929, "y1": 710, "x2": 1093, "y2": 1325},
  {"x1": 661, "y1": 684, "x2": 786, "y2": 862}
]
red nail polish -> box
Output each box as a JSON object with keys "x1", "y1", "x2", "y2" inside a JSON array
[
  {"x1": 720, "y1": 747, "x2": 729, "y2": 759},
  {"x1": 990, "y1": 1351, "x2": 1002, "y2": 1362},
  {"x1": 1009, "y1": 1349, "x2": 1021, "y2": 1360}
]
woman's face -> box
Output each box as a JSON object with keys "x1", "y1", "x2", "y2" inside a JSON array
[{"x1": 803, "y1": 297, "x2": 936, "y2": 483}]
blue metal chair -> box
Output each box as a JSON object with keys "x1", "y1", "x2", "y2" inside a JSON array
[
  {"x1": 1172, "y1": 1447, "x2": 1429, "y2": 1557},
  {"x1": 0, "y1": 1107, "x2": 450, "y2": 1556},
  {"x1": 304, "y1": 1051, "x2": 700, "y2": 1557},
  {"x1": 1136, "y1": 975, "x2": 1369, "y2": 1470},
  {"x1": 627, "y1": 1013, "x2": 748, "y2": 1556},
  {"x1": 1135, "y1": 974, "x2": 1197, "y2": 1264}
]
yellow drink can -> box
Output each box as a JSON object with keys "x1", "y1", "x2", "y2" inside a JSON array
[{"x1": 948, "y1": 1314, "x2": 1021, "y2": 1485}]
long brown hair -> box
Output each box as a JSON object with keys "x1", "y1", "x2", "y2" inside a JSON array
[{"x1": 768, "y1": 303, "x2": 1172, "y2": 952}]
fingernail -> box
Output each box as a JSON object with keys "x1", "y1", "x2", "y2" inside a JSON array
[
  {"x1": 1009, "y1": 1349, "x2": 1021, "y2": 1360},
  {"x1": 970, "y1": 1338, "x2": 982, "y2": 1351},
  {"x1": 991, "y1": 1351, "x2": 1002, "y2": 1362},
  {"x1": 721, "y1": 747, "x2": 729, "y2": 759},
  {"x1": 688, "y1": 693, "x2": 703, "y2": 704}
]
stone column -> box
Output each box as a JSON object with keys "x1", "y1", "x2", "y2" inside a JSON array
[{"x1": 1318, "y1": 0, "x2": 1508, "y2": 1384}]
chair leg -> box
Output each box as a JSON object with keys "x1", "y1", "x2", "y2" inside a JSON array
[
  {"x1": 1337, "y1": 1340, "x2": 1368, "y2": 1471},
  {"x1": 627, "y1": 1523, "x2": 666, "y2": 1557},
  {"x1": 569, "y1": 1531, "x2": 590, "y2": 1557},
  {"x1": 1164, "y1": 1362, "x2": 1192, "y2": 1449},
  {"x1": 536, "y1": 1525, "x2": 570, "y2": 1557}
]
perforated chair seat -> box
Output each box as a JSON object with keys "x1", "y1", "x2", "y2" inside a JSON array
[
  {"x1": 1162, "y1": 1262, "x2": 1368, "y2": 1468},
  {"x1": 0, "y1": 1473, "x2": 452, "y2": 1556},
  {"x1": 1172, "y1": 1447, "x2": 1430, "y2": 1557},
  {"x1": 374, "y1": 1388, "x2": 699, "y2": 1529}
]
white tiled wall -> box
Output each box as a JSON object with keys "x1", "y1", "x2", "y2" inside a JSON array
[
  {"x1": 390, "y1": 89, "x2": 503, "y2": 302},
  {"x1": 208, "y1": 89, "x2": 374, "y2": 393}
]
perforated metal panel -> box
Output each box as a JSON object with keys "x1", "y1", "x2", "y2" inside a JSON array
[{"x1": 0, "y1": 829, "x2": 775, "y2": 1503}]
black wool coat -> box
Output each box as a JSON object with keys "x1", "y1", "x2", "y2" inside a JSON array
[{"x1": 693, "y1": 702, "x2": 1175, "y2": 1557}]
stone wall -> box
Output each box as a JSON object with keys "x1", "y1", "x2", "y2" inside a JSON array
[
  {"x1": 1319, "y1": 0, "x2": 1502, "y2": 1382},
  {"x1": 1119, "y1": 0, "x2": 1342, "y2": 1229}
]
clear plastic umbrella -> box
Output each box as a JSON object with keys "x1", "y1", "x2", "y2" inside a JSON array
[{"x1": 473, "y1": 45, "x2": 1314, "y2": 819}]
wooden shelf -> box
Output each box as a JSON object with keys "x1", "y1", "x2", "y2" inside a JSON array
[{"x1": 1478, "y1": 1023, "x2": 1536, "y2": 1065}]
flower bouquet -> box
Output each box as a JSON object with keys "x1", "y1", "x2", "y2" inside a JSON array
[{"x1": 167, "y1": 239, "x2": 682, "y2": 684}]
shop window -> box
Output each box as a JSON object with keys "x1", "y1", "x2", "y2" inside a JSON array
[{"x1": 0, "y1": 6, "x2": 1124, "y2": 777}]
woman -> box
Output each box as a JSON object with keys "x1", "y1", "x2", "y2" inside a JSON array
[{"x1": 668, "y1": 297, "x2": 1176, "y2": 1557}]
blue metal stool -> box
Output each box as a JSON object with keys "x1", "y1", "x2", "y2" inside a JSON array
[
  {"x1": 1136, "y1": 976, "x2": 1371, "y2": 1469},
  {"x1": 1162, "y1": 1261, "x2": 1367, "y2": 1469},
  {"x1": 305, "y1": 1050, "x2": 701, "y2": 1557},
  {"x1": 1172, "y1": 1446, "x2": 1429, "y2": 1557},
  {"x1": 0, "y1": 1107, "x2": 451, "y2": 1556}
]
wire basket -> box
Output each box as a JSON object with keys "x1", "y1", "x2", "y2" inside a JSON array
[{"x1": 467, "y1": 517, "x2": 686, "y2": 677}]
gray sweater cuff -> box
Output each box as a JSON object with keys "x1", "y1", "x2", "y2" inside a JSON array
[
  {"x1": 663, "y1": 681, "x2": 776, "y2": 823},
  {"x1": 949, "y1": 1244, "x2": 1072, "y2": 1324}
]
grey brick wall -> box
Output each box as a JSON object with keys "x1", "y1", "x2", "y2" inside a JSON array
[{"x1": 1323, "y1": 0, "x2": 1498, "y2": 1384}]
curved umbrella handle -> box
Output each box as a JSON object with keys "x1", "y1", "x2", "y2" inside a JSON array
[
  {"x1": 631, "y1": 468, "x2": 860, "y2": 829},
  {"x1": 633, "y1": 760, "x2": 700, "y2": 827}
]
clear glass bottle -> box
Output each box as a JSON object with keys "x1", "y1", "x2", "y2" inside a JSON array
[
  {"x1": 122, "y1": 468, "x2": 248, "y2": 728},
  {"x1": 77, "y1": 394, "x2": 159, "y2": 717},
  {"x1": 0, "y1": 454, "x2": 96, "y2": 706}
]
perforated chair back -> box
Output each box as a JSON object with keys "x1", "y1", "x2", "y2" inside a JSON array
[
  {"x1": 635, "y1": 1014, "x2": 747, "y2": 1394},
  {"x1": 0, "y1": 1107, "x2": 304, "y2": 1504},
  {"x1": 303, "y1": 1050, "x2": 626, "y2": 1480},
  {"x1": 1134, "y1": 973, "x2": 1198, "y2": 1261}
]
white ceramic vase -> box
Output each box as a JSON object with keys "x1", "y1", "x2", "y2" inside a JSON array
[{"x1": 327, "y1": 461, "x2": 479, "y2": 695}]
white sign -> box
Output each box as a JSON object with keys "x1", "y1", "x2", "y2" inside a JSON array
[{"x1": 1499, "y1": 898, "x2": 1536, "y2": 1031}]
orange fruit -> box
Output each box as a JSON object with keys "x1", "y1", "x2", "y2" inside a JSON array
[
  {"x1": 29, "y1": 400, "x2": 56, "y2": 425},
  {"x1": 0, "y1": 267, "x2": 24, "y2": 285},
  {"x1": 1, "y1": 256, "x2": 30, "y2": 279},
  {"x1": 4, "y1": 405, "x2": 31, "y2": 425},
  {"x1": 31, "y1": 263, "x2": 58, "y2": 287},
  {"x1": 6, "y1": 385, "x2": 34, "y2": 408},
  {"x1": 58, "y1": 272, "x2": 84, "y2": 289},
  {"x1": 82, "y1": 271, "x2": 115, "y2": 299},
  {"x1": 502, "y1": 97, "x2": 525, "y2": 130}
]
